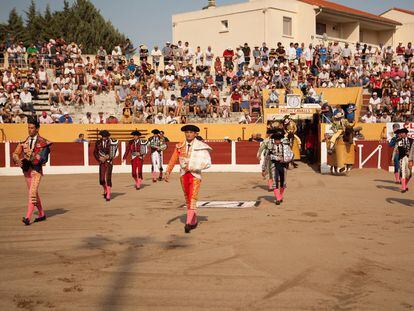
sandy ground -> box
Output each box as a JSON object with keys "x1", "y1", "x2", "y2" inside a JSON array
[{"x1": 0, "y1": 165, "x2": 414, "y2": 311}]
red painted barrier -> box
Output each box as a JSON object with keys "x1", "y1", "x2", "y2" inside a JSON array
[
  {"x1": 354, "y1": 140, "x2": 392, "y2": 170},
  {"x1": 50, "y1": 143, "x2": 84, "y2": 166},
  {"x1": 1, "y1": 141, "x2": 398, "y2": 171},
  {"x1": 0, "y1": 143, "x2": 5, "y2": 167},
  {"x1": 208, "y1": 142, "x2": 232, "y2": 164},
  {"x1": 236, "y1": 142, "x2": 260, "y2": 164}
]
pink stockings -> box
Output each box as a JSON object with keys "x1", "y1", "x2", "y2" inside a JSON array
[
  {"x1": 135, "y1": 178, "x2": 142, "y2": 188},
  {"x1": 401, "y1": 178, "x2": 410, "y2": 191},
  {"x1": 268, "y1": 179, "x2": 273, "y2": 190},
  {"x1": 186, "y1": 209, "x2": 197, "y2": 226},
  {"x1": 394, "y1": 173, "x2": 400, "y2": 183},
  {"x1": 273, "y1": 188, "x2": 285, "y2": 201},
  {"x1": 103, "y1": 185, "x2": 111, "y2": 200},
  {"x1": 24, "y1": 169, "x2": 44, "y2": 220}
]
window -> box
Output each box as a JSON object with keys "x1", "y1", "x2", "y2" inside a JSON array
[
  {"x1": 283, "y1": 17, "x2": 292, "y2": 36},
  {"x1": 221, "y1": 20, "x2": 229, "y2": 32},
  {"x1": 316, "y1": 22, "x2": 327, "y2": 36}
]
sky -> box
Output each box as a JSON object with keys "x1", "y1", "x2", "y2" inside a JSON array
[{"x1": 0, "y1": 0, "x2": 413, "y2": 49}]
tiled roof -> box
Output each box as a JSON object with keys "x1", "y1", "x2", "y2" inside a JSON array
[
  {"x1": 381, "y1": 7, "x2": 414, "y2": 16},
  {"x1": 299, "y1": 0, "x2": 401, "y2": 25}
]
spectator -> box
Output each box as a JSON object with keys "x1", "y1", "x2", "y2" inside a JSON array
[
  {"x1": 360, "y1": 111, "x2": 377, "y2": 123},
  {"x1": 154, "y1": 112, "x2": 166, "y2": 124},
  {"x1": 368, "y1": 92, "x2": 381, "y2": 113},
  {"x1": 82, "y1": 112, "x2": 94, "y2": 124},
  {"x1": 96, "y1": 111, "x2": 106, "y2": 124},
  {"x1": 0, "y1": 38, "x2": 411, "y2": 125},
  {"x1": 320, "y1": 100, "x2": 333, "y2": 123},
  {"x1": 239, "y1": 112, "x2": 252, "y2": 124},
  {"x1": 19, "y1": 87, "x2": 34, "y2": 113},
  {"x1": 58, "y1": 111, "x2": 73, "y2": 123},
  {"x1": 75, "y1": 133, "x2": 88, "y2": 142},
  {"x1": 38, "y1": 111, "x2": 54, "y2": 124}
]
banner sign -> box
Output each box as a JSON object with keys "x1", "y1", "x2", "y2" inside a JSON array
[{"x1": 386, "y1": 123, "x2": 414, "y2": 140}]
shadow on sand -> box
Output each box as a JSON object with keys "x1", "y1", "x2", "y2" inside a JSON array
[
  {"x1": 166, "y1": 214, "x2": 208, "y2": 225},
  {"x1": 45, "y1": 208, "x2": 68, "y2": 218},
  {"x1": 374, "y1": 179, "x2": 399, "y2": 185},
  {"x1": 386, "y1": 198, "x2": 414, "y2": 207},
  {"x1": 376, "y1": 185, "x2": 401, "y2": 192},
  {"x1": 110, "y1": 192, "x2": 126, "y2": 200}
]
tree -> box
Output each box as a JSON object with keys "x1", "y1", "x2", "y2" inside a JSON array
[
  {"x1": 25, "y1": 0, "x2": 43, "y2": 45},
  {"x1": 40, "y1": 4, "x2": 53, "y2": 42},
  {"x1": 4, "y1": 0, "x2": 126, "y2": 53},
  {"x1": 7, "y1": 8, "x2": 26, "y2": 43}
]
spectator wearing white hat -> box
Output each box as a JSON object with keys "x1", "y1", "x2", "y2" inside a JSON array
[{"x1": 154, "y1": 112, "x2": 166, "y2": 124}]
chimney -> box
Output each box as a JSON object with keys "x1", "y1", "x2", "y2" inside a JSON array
[{"x1": 203, "y1": 0, "x2": 216, "y2": 9}]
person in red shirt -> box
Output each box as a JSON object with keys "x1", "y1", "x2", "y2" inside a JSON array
[
  {"x1": 390, "y1": 65, "x2": 405, "y2": 80},
  {"x1": 223, "y1": 47, "x2": 234, "y2": 70},
  {"x1": 372, "y1": 76, "x2": 383, "y2": 97},
  {"x1": 214, "y1": 56, "x2": 222, "y2": 73},
  {"x1": 231, "y1": 88, "x2": 242, "y2": 112},
  {"x1": 396, "y1": 42, "x2": 405, "y2": 63},
  {"x1": 390, "y1": 91, "x2": 400, "y2": 113},
  {"x1": 106, "y1": 115, "x2": 119, "y2": 124}
]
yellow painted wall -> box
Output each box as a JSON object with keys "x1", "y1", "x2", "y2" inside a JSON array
[
  {"x1": 0, "y1": 123, "x2": 267, "y2": 142},
  {"x1": 1, "y1": 120, "x2": 387, "y2": 143}
]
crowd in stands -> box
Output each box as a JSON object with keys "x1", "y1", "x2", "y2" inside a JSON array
[{"x1": 0, "y1": 38, "x2": 413, "y2": 124}]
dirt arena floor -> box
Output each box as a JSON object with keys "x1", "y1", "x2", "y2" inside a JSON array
[{"x1": 1, "y1": 165, "x2": 414, "y2": 311}]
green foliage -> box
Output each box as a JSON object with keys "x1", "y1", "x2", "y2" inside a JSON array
[
  {"x1": 4, "y1": 0, "x2": 126, "y2": 53},
  {"x1": 6, "y1": 8, "x2": 26, "y2": 43}
]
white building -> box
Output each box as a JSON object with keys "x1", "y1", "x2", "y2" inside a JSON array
[
  {"x1": 172, "y1": 0, "x2": 410, "y2": 54},
  {"x1": 380, "y1": 8, "x2": 414, "y2": 46}
]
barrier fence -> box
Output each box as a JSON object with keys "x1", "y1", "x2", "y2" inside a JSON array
[
  {"x1": 0, "y1": 140, "x2": 396, "y2": 176},
  {"x1": 0, "y1": 141, "x2": 261, "y2": 176}
]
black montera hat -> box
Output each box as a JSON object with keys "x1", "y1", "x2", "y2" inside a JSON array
[
  {"x1": 271, "y1": 133, "x2": 285, "y2": 140},
  {"x1": 131, "y1": 130, "x2": 142, "y2": 136},
  {"x1": 396, "y1": 128, "x2": 409, "y2": 134},
  {"x1": 99, "y1": 130, "x2": 110, "y2": 137},
  {"x1": 181, "y1": 125, "x2": 200, "y2": 132}
]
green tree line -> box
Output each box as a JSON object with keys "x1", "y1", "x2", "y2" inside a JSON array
[{"x1": 0, "y1": 0, "x2": 126, "y2": 54}]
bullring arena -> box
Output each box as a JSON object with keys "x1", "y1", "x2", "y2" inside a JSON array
[
  {"x1": 1, "y1": 123, "x2": 414, "y2": 310},
  {"x1": 1, "y1": 0, "x2": 414, "y2": 309},
  {"x1": 1, "y1": 166, "x2": 414, "y2": 310}
]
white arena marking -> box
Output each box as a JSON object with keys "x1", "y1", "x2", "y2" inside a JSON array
[{"x1": 197, "y1": 201, "x2": 259, "y2": 209}]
